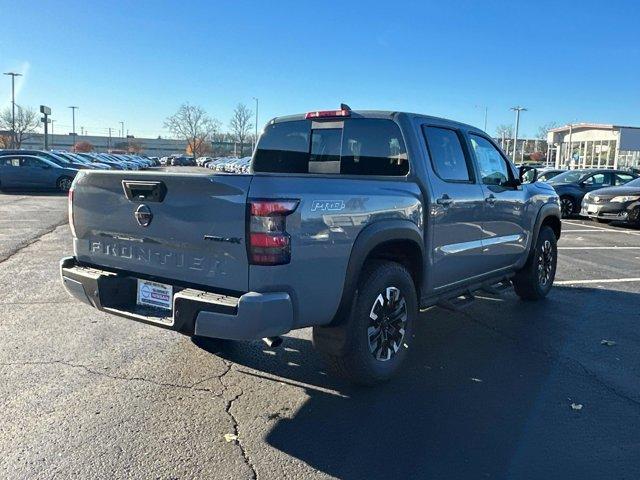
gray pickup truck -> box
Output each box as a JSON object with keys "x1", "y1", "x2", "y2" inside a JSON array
[{"x1": 61, "y1": 107, "x2": 561, "y2": 384}]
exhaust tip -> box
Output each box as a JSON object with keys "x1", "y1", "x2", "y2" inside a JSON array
[{"x1": 262, "y1": 336, "x2": 283, "y2": 349}]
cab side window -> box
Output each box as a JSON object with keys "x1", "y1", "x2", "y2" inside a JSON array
[
  {"x1": 469, "y1": 134, "x2": 511, "y2": 186},
  {"x1": 422, "y1": 126, "x2": 472, "y2": 182}
]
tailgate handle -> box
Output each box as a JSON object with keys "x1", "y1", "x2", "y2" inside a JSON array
[{"x1": 122, "y1": 180, "x2": 167, "y2": 202}]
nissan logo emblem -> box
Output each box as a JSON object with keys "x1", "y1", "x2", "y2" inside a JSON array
[{"x1": 134, "y1": 204, "x2": 153, "y2": 227}]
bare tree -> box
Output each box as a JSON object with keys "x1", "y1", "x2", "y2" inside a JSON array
[
  {"x1": 495, "y1": 124, "x2": 513, "y2": 139},
  {"x1": 536, "y1": 122, "x2": 559, "y2": 140},
  {"x1": 164, "y1": 104, "x2": 220, "y2": 160},
  {"x1": 229, "y1": 103, "x2": 253, "y2": 157},
  {"x1": 0, "y1": 105, "x2": 39, "y2": 148}
]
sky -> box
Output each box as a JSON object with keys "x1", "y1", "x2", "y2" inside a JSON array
[{"x1": 1, "y1": 0, "x2": 639, "y2": 139}]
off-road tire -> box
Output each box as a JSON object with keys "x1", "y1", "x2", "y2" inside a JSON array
[
  {"x1": 313, "y1": 260, "x2": 417, "y2": 386},
  {"x1": 513, "y1": 226, "x2": 557, "y2": 301}
]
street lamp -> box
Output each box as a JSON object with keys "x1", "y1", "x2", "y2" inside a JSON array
[
  {"x1": 3, "y1": 72, "x2": 23, "y2": 148},
  {"x1": 68, "y1": 106, "x2": 79, "y2": 151},
  {"x1": 252, "y1": 97, "x2": 259, "y2": 151},
  {"x1": 510, "y1": 106, "x2": 527, "y2": 161},
  {"x1": 475, "y1": 105, "x2": 488, "y2": 132}
]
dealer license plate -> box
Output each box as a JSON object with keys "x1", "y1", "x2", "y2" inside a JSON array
[
  {"x1": 137, "y1": 279, "x2": 173, "y2": 310},
  {"x1": 586, "y1": 204, "x2": 598, "y2": 213}
]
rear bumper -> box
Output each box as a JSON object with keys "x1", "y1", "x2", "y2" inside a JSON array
[{"x1": 60, "y1": 257, "x2": 294, "y2": 340}]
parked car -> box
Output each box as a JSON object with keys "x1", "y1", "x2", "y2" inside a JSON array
[
  {"x1": 581, "y1": 176, "x2": 640, "y2": 224},
  {"x1": 170, "y1": 156, "x2": 195, "y2": 166},
  {"x1": 0, "y1": 154, "x2": 78, "y2": 191},
  {"x1": 61, "y1": 107, "x2": 561, "y2": 385},
  {"x1": 196, "y1": 156, "x2": 214, "y2": 167},
  {"x1": 78, "y1": 153, "x2": 125, "y2": 170},
  {"x1": 52, "y1": 151, "x2": 112, "y2": 170},
  {"x1": 548, "y1": 168, "x2": 638, "y2": 217},
  {"x1": 0, "y1": 149, "x2": 85, "y2": 169}
]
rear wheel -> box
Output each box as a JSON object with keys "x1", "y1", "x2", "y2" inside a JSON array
[
  {"x1": 57, "y1": 176, "x2": 73, "y2": 192},
  {"x1": 560, "y1": 196, "x2": 575, "y2": 218},
  {"x1": 513, "y1": 226, "x2": 557, "y2": 301},
  {"x1": 313, "y1": 260, "x2": 417, "y2": 386}
]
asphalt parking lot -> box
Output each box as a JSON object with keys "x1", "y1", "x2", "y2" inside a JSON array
[{"x1": 1, "y1": 191, "x2": 639, "y2": 479}]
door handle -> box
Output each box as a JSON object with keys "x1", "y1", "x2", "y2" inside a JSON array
[
  {"x1": 436, "y1": 195, "x2": 453, "y2": 206},
  {"x1": 485, "y1": 194, "x2": 496, "y2": 205}
]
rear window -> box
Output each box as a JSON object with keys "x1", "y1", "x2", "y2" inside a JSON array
[{"x1": 252, "y1": 118, "x2": 408, "y2": 176}]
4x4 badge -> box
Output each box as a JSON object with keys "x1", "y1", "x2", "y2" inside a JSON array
[{"x1": 134, "y1": 204, "x2": 153, "y2": 227}]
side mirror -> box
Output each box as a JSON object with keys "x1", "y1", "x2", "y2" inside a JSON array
[{"x1": 518, "y1": 166, "x2": 538, "y2": 184}]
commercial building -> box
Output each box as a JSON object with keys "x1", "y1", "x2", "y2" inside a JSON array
[
  {"x1": 547, "y1": 124, "x2": 640, "y2": 171},
  {"x1": 0, "y1": 132, "x2": 252, "y2": 158}
]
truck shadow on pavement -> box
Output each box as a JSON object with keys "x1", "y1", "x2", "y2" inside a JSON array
[{"x1": 193, "y1": 286, "x2": 640, "y2": 479}]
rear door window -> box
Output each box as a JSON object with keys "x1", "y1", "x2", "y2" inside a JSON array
[{"x1": 252, "y1": 118, "x2": 408, "y2": 176}]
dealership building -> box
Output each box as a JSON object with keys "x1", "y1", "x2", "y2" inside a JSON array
[{"x1": 547, "y1": 123, "x2": 640, "y2": 171}]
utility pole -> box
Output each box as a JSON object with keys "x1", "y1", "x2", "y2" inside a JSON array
[
  {"x1": 108, "y1": 127, "x2": 112, "y2": 151},
  {"x1": 120, "y1": 121, "x2": 124, "y2": 138},
  {"x1": 3, "y1": 72, "x2": 23, "y2": 148},
  {"x1": 510, "y1": 106, "x2": 527, "y2": 161},
  {"x1": 68, "y1": 106, "x2": 79, "y2": 151},
  {"x1": 483, "y1": 106, "x2": 488, "y2": 132},
  {"x1": 252, "y1": 97, "x2": 259, "y2": 151},
  {"x1": 51, "y1": 120, "x2": 55, "y2": 149}
]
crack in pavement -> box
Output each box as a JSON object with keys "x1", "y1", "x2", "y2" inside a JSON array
[
  {"x1": 0, "y1": 359, "x2": 228, "y2": 395},
  {"x1": 1, "y1": 357, "x2": 260, "y2": 478},
  {"x1": 0, "y1": 219, "x2": 68, "y2": 264},
  {"x1": 220, "y1": 361, "x2": 258, "y2": 480},
  {"x1": 457, "y1": 309, "x2": 640, "y2": 409}
]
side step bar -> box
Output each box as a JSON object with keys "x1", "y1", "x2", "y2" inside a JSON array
[{"x1": 434, "y1": 278, "x2": 513, "y2": 312}]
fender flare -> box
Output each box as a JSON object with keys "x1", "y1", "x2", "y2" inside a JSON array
[
  {"x1": 521, "y1": 202, "x2": 561, "y2": 267},
  {"x1": 328, "y1": 219, "x2": 424, "y2": 326}
]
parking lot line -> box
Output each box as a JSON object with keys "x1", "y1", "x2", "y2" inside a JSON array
[
  {"x1": 555, "y1": 277, "x2": 640, "y2": 285},
  {"x1": 562, "y1": 229, "x2": 615, "y2": 233},
  {"x1": 562, "y1": 220, "x2": 640, "y2": 236},
  {"x1": 558, "y1": 246, "x2": 640, "y2": 250}
]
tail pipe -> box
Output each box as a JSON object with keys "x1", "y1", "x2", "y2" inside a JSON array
[{"x1": 262, "y1": 336, "x2": 283, "y2": 348}]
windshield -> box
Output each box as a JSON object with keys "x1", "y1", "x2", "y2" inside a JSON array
[
  {"x1": 625, "y1": 177, "x2": 640, "y2": 187},
  {"x1": 548, "y1": 170, "x2": 590, "y2": 184}
]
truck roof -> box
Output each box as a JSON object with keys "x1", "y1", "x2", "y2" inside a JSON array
[{"x1": 269, "y1": 110, "x2": 485, "y2": 135}]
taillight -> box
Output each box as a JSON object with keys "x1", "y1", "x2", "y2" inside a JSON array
[
  {"x1": 248, "y1": 199, "x2": 298, "y2": 265},
  {"x1": 68, "y1": 186, "x2": 77, "y2": 237}
]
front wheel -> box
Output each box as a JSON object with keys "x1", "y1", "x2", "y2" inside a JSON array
[
  {"x1": 313, "y1": 260, "x2": 417, "y2": 386},
  {"x1": 560, "y1": 197, "x2": 575, "y2": 218},
  {"x1": 57, "y1": 176, "x2": 73, "y2": 192},
  {"x1": 513, "y1": 225, "x2": 558, "y2": 301}
]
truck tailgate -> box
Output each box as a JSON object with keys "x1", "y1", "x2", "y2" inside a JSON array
[{"x1": 71, "y1": 171, "x2": 251, "y2": 292}]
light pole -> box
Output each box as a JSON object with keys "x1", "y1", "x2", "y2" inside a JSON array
[
  {"x1": 252, "y1": 97, "x2": 259, "y2": 151},
  {"x1": 51, "y1": 120, "x2": 55, "y2": 149},
  {"x1": 120, "y1": 121, "x2": 124, "y2": 138},
  {"x1": 68, "y1": 106, "x2": 78, "y2": 151},
  {"x1": 3, "y1": 72, "x2": 23, "y2": 148},
  {"x1": 475, "y1": 105, "x2": 488, "y2": 132},
  {"x1": 510, "y1": 106, "x2": 527, "y2": 161}
]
